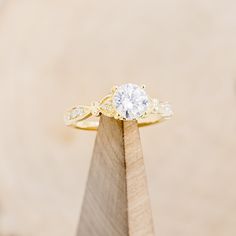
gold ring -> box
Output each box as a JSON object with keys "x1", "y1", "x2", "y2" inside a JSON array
[{"x1": 64, "y1": 83, "x2": 173, "y2": 131}]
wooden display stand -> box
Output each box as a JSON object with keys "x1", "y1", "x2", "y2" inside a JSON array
[{"x1": 77, "y1": 115, "x2": 155, "y2": 236}]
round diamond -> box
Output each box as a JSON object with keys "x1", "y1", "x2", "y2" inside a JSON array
[{"x1": 113, "y1": 83, "x2": 149, "y2": 120}]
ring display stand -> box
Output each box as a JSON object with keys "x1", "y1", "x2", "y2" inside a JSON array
[{"x1": 77, "y1": 115, "x2": 155, "y2": 236}]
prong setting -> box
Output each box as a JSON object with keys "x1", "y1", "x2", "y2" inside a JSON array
[{"x1": 111, "y1": 85, "x2": 118, "y2": 93}]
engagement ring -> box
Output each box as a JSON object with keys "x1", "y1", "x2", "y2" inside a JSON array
[{"x1": 65, "y1": 83, "x2": 173, "y2": 130}]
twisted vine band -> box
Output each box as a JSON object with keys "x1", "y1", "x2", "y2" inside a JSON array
[{"x1": 65, "y1": 83, "x2": 173, "y2": 130}]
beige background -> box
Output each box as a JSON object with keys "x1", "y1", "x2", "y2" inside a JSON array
[{"x1": 0, "y1": 0, "x2": 236, "y2": 235}]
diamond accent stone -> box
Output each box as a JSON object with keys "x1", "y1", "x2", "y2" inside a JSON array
[
  {"x1": 90, "y1": 102, "x2": 100, "y2": 116},
  {"x1": 100, "y1": 99, "x2": 114, "y2": 116},
  {"x1": 159, "y1": 102, "x2": 173, "y2": 117},
  {"x1": 152, "y1": 99, "x2": 160, "y2": 113},
  {"x1": 70, "y1": 107, "x2": 84, "y2": 120},
  {"x1": 113, "y1": 83, "x2": 149, "y2": 120},
  {"x1": 101, "y1": 100, "x2": 112, "y2": 111}
]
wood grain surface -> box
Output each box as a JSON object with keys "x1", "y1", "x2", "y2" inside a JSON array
[{"x1": 77, "y1": 115, "x2": 154, "y2": 236}]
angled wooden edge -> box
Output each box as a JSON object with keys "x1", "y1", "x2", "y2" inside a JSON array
[{"x1": 77, "y1": 115, "x2": 155, "y2": 236}]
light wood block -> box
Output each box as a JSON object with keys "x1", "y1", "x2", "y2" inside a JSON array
[{"x1": 77, "y1": 115, "x2": 155, "y2": 236}]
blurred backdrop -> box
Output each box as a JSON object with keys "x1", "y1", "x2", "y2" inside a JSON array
[{"x1": 0, "y1": 0, "x2": 236, "y2": 235}]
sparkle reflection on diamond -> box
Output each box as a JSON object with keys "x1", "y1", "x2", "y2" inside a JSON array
[{"x1": 113, "y1": 83, "x2": 149, "y2": 120}]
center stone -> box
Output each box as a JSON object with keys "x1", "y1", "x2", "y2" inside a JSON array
[{"x1": 113, "y1": 83, "x2": 149, "y2": 120}]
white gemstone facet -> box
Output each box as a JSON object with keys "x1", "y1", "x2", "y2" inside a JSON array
[
  {"x1": 113, "y1": 83, "x2": 149, "y2": 120},
  {"x1": 70, "y1": 107, "x2": 84, "y2": 119},
  {"x1": 152, "y1": 99, "x2": 160, "y2": 113},
  {"x1": 159, "y1": 103, "x2": 173, "y2": 117}
]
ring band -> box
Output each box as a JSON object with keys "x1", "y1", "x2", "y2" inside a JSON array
[{"x1": 64, "y1": 83, "x2": 173, "y2": 131}]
